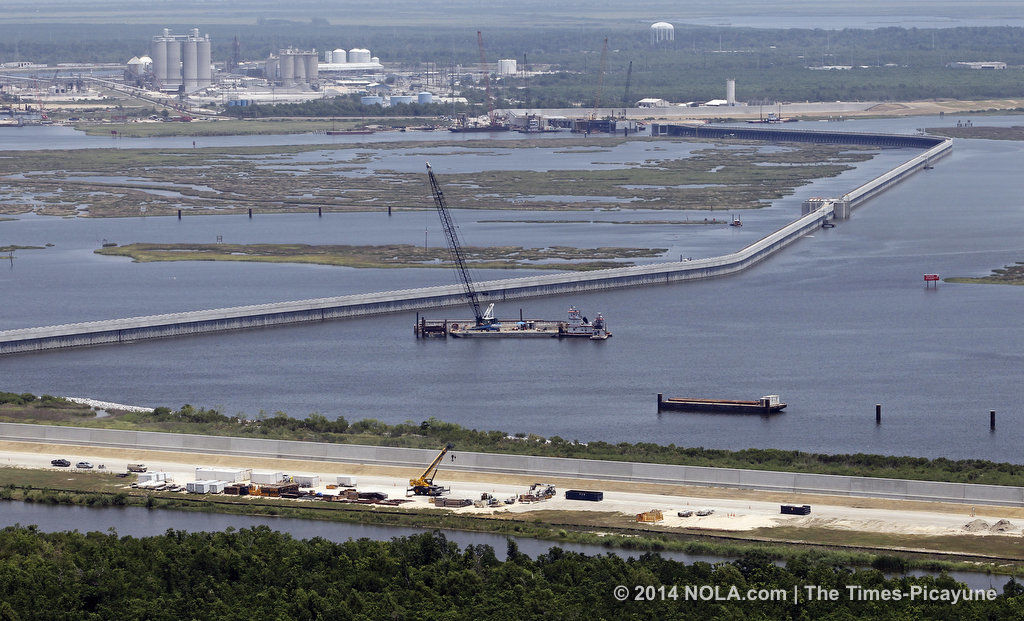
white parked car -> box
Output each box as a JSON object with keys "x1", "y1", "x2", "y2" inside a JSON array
[{"x1": 76, "y1": 461, "x2": 93, "y2": 469}]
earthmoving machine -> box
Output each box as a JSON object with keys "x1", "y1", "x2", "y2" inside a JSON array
[{"x1": 408, "y1": 443, "x2": 454, "y2": 496}]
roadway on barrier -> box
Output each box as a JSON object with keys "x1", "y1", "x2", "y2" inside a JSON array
[{"x1": 2, "y1": 422, "x2": 1018, "y2": 508}]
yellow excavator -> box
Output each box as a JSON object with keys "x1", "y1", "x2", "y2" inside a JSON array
[{"x1": 408, "y1": 443, "x2": 454, "y2": 496}]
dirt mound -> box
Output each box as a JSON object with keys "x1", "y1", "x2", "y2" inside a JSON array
[
  {"x1": 963, "y1": 519, "x2": 990, "y2": 532},
  {"x1": 990, "y1": 519, "x2": 1016, "y2": 533}
]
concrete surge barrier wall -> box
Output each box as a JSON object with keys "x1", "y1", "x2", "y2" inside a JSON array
[
  {"x1": 0, "y1": 206, "x2": 833, "y2": 354},
  {"x1": 0, "y1": 127, "x2": 949, "y2": 355},
  {"x1": 2, "y1": 422, "x2": 1020, "y2": 507}
]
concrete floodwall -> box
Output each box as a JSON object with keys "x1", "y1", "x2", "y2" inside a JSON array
[
  {"x1": 0, "y1": 127, "x2": 946, "y2": 355},
  {"x1": 3, "y1": 422, "x2": 1020, "y2": 507}
]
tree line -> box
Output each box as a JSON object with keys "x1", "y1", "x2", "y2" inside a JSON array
[{"x1": 0, "y1": 526, "x2": 1020, "y2": 619}]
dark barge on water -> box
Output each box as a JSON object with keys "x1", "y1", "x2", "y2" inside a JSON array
[{"x1": 657, "y1": 393, "x2": 786, "y2": 414}]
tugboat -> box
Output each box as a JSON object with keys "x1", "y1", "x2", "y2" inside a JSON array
[
  {"x1": 558, "y1": 306, "x2": 612, "y2": 339},
  {"x1": 729, "y1": 215, "x2": 742, "y2": 227}
]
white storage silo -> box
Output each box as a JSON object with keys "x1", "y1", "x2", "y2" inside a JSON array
[
  {"x1": 726, "y1": 78, "x2": 736, "y2": 105},
  {"x1": 333, "y1": 48, "x2": 347, "y2": 63},
  {"x1": 498, "y1": 59, "x2": 517, "y2": 75},
  {"x1": 197, "y1": 35, "x2": 212, "y2": 88},
  {"x1": 182, "y1": 38, "x2": 198, "y2": 91},
  {"x1": 390, "y1": 95, "x2": 414, "y2": 105},
  {"x1": 293, "y1": 52, "x2": 307, "y2": 81},
  {"x1": 305, "y1": 54, "x2": 318, "y2": 81},
  {"x1": 370, "y1": 56, "x2": 379, "y2": 65},
  {"x1": 280, "y1": 54, "x2": 295, "y2": 85},
  {"x1": 165, "y1": 38, "x2": 182, "y2": 89},
  {"x1": 151, "y1": 38, "x2": 168, "y2": 87},
  {"x1": 417, "y1": 92, "x2": 433, "y2": 104}
]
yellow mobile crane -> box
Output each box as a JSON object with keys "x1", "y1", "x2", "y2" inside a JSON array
[{"x1": 408, "y1": 444, "x2": 454, "y2": 496}]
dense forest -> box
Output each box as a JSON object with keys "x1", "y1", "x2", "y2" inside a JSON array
[{"x1": 0, "y1": 526, "x2": 1019, "y2": 619}]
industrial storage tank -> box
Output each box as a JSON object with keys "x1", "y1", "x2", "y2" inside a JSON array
[
  {"x1": 304, "y1": 54, "x2": 318, "y2": 81},
  {"x1": 498, "y1": 59, "x2": 517, "y2": 75},
  {"x1": 417, "y1": 92, "x2": 433, "y2": 104},
  {"x1": 165, "y1": 38, "x2": 182, "y2": 89},
  {"x1": 182, "y1": 39, "x2": 198, "y2": 91},
  {"x1": 324, "y1": 50, "x2": 333, "y2": 63},
  {"x1": 726, "y1": 78, "x2": 736, "y2": 105},
  {"x1": 349, "y1": 48, "x2": 371, "y2": 63},
  {"x1": 370, "y1": 56, "x2": 380, "y2": 65},
  {"x1": 293, "y1": 52, "x2": 307, "y2": 81},
  {"x1": 333, "y1": 48, "x2": 347, "y2": 63},
  {"x1": 197, "y1": 36, "x2": 212, "y2": 88},
  {"x1": 360, "y1": 95, "x2": 384, "y2": 105},
  {"x1": 151, "y1": 38, "x2": 168, "y2": 86},
  {"x1": 650, "y1": 21, "x2": 674, "y2": 44},
  {"x1": 389, "y1": 95, "x2": 414, "y2": 105},
  {"x1": 280, "y1": 54, "x2": 295, "y2": 85}
]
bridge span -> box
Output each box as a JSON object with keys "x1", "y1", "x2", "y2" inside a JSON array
[{"x1": 0, "y1": 128, "x2": 952, "y2": 355}]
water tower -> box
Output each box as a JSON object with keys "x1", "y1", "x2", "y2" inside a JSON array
[{"x1": 650, "y1": 22, "x2": 674, "y2": 45}]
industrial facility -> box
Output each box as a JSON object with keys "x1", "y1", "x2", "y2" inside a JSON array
[
  {"x1": 150, "y1": 28, "x2": 212, "y2": 93},
  {"x1": 265, "y1": 49, "x2": 320, "y2": 86}
]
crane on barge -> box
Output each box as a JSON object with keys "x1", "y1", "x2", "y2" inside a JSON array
[{"x1": 425, "y1": 163, "x2": 495, "y2": 329}]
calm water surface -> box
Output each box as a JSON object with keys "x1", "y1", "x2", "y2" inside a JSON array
[{"x1": 0, "y1": 116, "x2": 1022, "y2": 461}]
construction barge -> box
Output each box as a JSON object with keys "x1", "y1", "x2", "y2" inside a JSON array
[
  {"x1": 415, "y1": 305, "x2": 610, "y2": 339},
  {"x1": 657, "y1": 393, "x2": 786, "y2": 414}
]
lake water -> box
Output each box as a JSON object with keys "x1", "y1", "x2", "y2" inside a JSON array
[
  {"x1": 0, "y1": 502, "x2": 1008, "y2": 590},
  {"x1": 0, "y1": 117, "x2": 1022, "y2": 461}
]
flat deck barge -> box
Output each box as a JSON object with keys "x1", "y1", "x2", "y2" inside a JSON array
[{"x1": 657, "y1": 393, "x2": 786, "y2": 414}]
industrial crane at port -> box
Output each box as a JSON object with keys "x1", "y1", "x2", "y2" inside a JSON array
[
  {"x1": 425, "y1": 163, "x2": 494, "y2": 328},
  {"x1": 408, "y1": 443, "x2": 454, "y2": 496}
]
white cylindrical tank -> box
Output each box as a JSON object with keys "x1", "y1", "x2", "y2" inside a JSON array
[
  {"x1": 650, "y1": 22, "x2": 675, "y2": 44},
  {"x1": 280, "y1": 54, "x2": 295, "y2": 84},
  {"x1": 726, "y1": 78, "x2": 736, "y2": 105},
  {"x1": 151, "y1": 38, "x2": 168, "y2": 87},
  {"x1": 324, "y1": 50, "x2": 332, "y2": 63},
  {"x1": 182, "y1": 39, "x2": 198, "y2": 91},
  {"x1": 293, "y1": 53, "x2": 307, "y2": 81},
  {"x1": 165, "y1": 39, "x2": 182, "y2": 88},
  {"x1": 305, "y1": 54, "x2": 318, "y2": 81},
  {"x1": 498, "y1": 59, "x2": 517, "y2": 75},
  {"x1": 390, "y1": 95, "x2": 414, "y2": 105},
  {"x1": 370, "y1": 56, "x2": 379, "y2": 65},
  {"x1": 349, "y1": 48, "x2": 371, "y2": 63},
  {"x1": 417, "y1": 92, "x2": 433, "y2": 104},
  {"x1": 333, "y1": 48, "x2": 347, "y2": 63},
  {"x1": 360, "y1": 95, "x2": 383, "y2": 105},
  {"x1": 197, "y1": 36, "x2": 212, "y2": 87}
]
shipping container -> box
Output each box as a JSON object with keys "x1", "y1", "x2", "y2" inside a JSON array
[
  {"x1": 781, "y1": 504, "x2": 811, "y2": 515},
  {"x1": 138, "y1": 471, "x2": 168, "y2": 483},
  {"x1": 195, "y1": 467, "x2": 250, "y2": 482},
  {"x1": 565, "y1": 489, "x2": 604, "y2": 502},
  {"x1": 336, "y1": 475, "x2": 357, "y2": 487},
  {"x1": 251, "y1": 470, "x2": 285, "y2": 485},
  {"x1": 292, "y1": 474, "x2": 320, "y2": 488}
]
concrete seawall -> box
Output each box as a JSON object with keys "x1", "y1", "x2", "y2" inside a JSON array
[
  {"x1": 0, "y1": 128, "x2": 952, "y2": 355},
  {"x1": 1, "y1": 422, "x2": 1018, "y2": 507}
]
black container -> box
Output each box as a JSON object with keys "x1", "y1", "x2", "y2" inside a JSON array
[{"x1": 565, "y1": 490, "x2": 604, "y2": 502}]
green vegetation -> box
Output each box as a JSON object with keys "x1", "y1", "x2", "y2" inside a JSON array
[
  {"x1": 0, "y1": 139, "x2": 870, "y2": 217},
  {"x1": 94, "y1": 242, "x2": 665, "y2": 271},
  {"x1": 0, "y1": 245, "x2": 46, "y2": 252},
  {"x1": 947, "y1": 261, "x2": 1024, "y2": 285},
  {"x1": 4, "y1": 394, "x2": 1024, "y2": 487},
  {"x1": 4, "y1": 466, "x2": 1024, "y2": 574},
  {"x1": 1, "y1": 525, "x2": 1019, "y2": 620},
  {"x1": 928, "y1": 126, "x2": 1024, "y2": 141}
]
